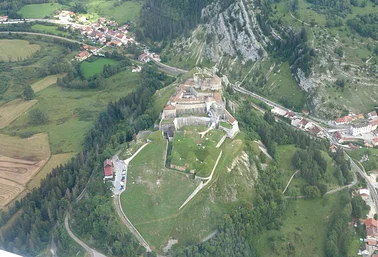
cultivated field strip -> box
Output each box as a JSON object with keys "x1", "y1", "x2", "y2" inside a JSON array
[
  {"x1": 0, "y1": 178, "x2": 23, "y2": 207},
  {"x1": 0, "y1": 99, "x2": 37, "y2": 129}
]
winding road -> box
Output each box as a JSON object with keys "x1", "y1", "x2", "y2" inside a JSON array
[
  {"x1": 64, "y1": 215, "x2": 107, "y2": 257},
  {"x1": 0, "y1": 31, "x2": 83, "y2": 44}
]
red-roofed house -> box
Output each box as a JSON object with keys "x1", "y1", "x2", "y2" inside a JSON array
[
  {"x1": 373, "y1": 138, "x2": 378, "y2": 146},
  {"x1": 139, "y1": 53, "x2": 151, "y2": 63},
  {"x1": 370, "y1": 119, "x2": 378, "y2": 131},
  {"x1": 162, "y1": 104, "x2": 176, "y2": 119},
  {"x1": 0, "y1": 16, "x2": 8, "y2": 22},
  {"x1": 300, "y1": 119, "x2": 313, "y2": 130},
  {"x1": 82, "y1": 45, "x2": 89, "y2": 50},
  {"x1": 75, "y1": 51, "x2": 90, "y2": 61},
  {"x1": 104, "y1": 159, "x2": 113, "y2": 180},
  {"x1": 368, "y1": 111, "x2": 377, "y2": 120},
  {"x1": 363, "y1": 218, "x2": 378, "y2": 238},
  {"x1": 334, "y1": 117, "x2": 346, "y2": 125}
]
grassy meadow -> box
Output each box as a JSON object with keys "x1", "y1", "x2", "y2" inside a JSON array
[
  {"x1": 80, "y1": 58, "x2": 118, "y2": 78},
  {"x1": 255, "y1": 192, "x2": 360, "y2": 257},
  {"x1": 4, "y1": 70, "x2": 140, "y2": 154},
  {"x1": 31, "y1": 24, "x2": 70, "y2": 37},
  {"x1": 18, "y1": 3, "x2": 66, "y2": 18},
  {"x1": 171, "y1": 126, "x2": 224, "y2": 177},
  {"x1": 86, "y1": 0, "x2": 143, "y2": 24},
  {"x1": 121, "y1": 131, "x2": 199, "y2": 248},
  {"x1": 0, "y1": 40, "x2": 40, "y2": 62}
]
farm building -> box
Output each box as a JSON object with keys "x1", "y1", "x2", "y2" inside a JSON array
[
  {"x1": 75, "y1": 51, "x2": 90, "y2": 62},
  {"x1": 104, "y1": 159, "x2": 113, "y2": 180}
]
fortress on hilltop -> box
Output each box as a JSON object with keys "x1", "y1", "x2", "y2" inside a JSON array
[{"x1": 160, "y1": 72, "x2": 239, "y2": 139}]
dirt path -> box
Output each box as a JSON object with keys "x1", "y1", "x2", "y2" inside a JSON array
[
  {"x1": 283, "y1": 170, "x2": 299, "y2": 194},
  {"x1": 64, "y1": 215, "x2": 107, "y2": 257},
  {"x1": 114, "y1": 195, "x2": 152, "y2": 252},
  {"x1": 0, "y1": 31, "x2": 83, "y2": 45}
]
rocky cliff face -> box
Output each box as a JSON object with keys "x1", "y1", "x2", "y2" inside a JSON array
[{"x1": 201, "y1": 0, "x2": 268, "y2": 63}]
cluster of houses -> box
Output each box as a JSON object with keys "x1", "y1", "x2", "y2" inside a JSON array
[
  {"x1": 138, "y1": 49, "x2": 161, "y2": 63},
  {"x1": 355, "y1": 188, "x2": 378, "y2": 256},
  {"x1": 270, "y1": 109, "x2": 325, "y2": 138},
  {"x1": 79, "y1": 18, "x2": 135, "y2": 46},
  {"x1": 334, "y1": 111, "x2": 378, "y2": 136}
]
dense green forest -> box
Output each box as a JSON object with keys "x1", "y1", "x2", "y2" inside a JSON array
[{"x1": 347, "y1": 13, "x2": 378, "y2": 39}]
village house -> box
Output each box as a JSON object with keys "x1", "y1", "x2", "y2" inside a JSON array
[
  {"x1": 373, "y1": 138, "x2": 378, "y2": 147},
  {"x1": 370, "y1": 119, "x2": 378, "y2": 131},
  {"x1": 103, "y1": 159, "x2": 113, "y2": 180},
  {"x1": 363, "y1": 218, "x2": 378, "y2": 239},
  {"x1": 350, "y1": 122, "x2": 372, "y2": 136},
  {"x1": 368, "y1": 111, "x2": 378, "y2": 120},
  {"x1": 334, "y1": 115, "x2": 353, "y2": 126},
  {"x1": 300, "y1": 119, "x2": 313, "y2": 130},
  {"x1": 284, "y1": 111, "x2": 297, "y2": 120},
  {"x1": 131, "y1": 65, "x2": 142, "y2": 73},
  {"x1": 309, "y1": 126, "x2": 324, "y2": 138},
  {"x1": 75, "y1": 51, "x2": 90, "y2": 61},
  {"x1": 329, "y1": 144, "x2": 337, "y2": 153},
  {"x1": 360, "y1": 188, "x2": 370, "y2": 200},
  {"x1": 139, "y1": 53, "x2": 151, "y2": 63},
  {"x1": 0, "y1": 16, "x2": 8, "y2": 22}
]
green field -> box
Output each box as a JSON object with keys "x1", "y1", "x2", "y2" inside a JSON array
[
  {"x1": 120, "y1": 131, "x2": 255, "y2": 249},
  {"x1": 18, "y1": 3, "x2": 65, "y2": 18},
  {"x1": 0, "y1": 39, "x2": 40, "y2": 62},
  {"x1": 86, "y1": 0, "x2": 143, "y2": 24},
  {"x1": 255, "y1": 192, "x2": 360, "y2": 257},
  {"x1": 121, "y1": 131, "x2": 198, "y2": 248},
  {"x1": 31, "y1": 24, "x2": 70, "y2": 37},
  {"x1": 3, "y1": 70, "x2": 139, "y2": 154},
  {"x1": 80, "y1": 58, "x2": 118, "y2": 78},
  {"x1": 171, "y1": 127, "x2": 224, "y2": 177}
]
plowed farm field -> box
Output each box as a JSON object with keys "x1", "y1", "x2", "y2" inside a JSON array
[{"x1": 0, "y1": 133, "x2": 50, "y2": 207}]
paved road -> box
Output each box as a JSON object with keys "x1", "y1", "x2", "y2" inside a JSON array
[
  {"x1": 64, "y1": 215, "x2": 107, "y2": 257},
  {"x1": 151, "y1": 59, "x2": 188, "y2": 75},
  {"x1": 346, "y1": 154, "x2": 378, "y2": 213},
  {"x1": 0, "y1": 31, "x2": 83, "y2": 44}
]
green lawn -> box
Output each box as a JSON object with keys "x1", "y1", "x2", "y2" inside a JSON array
[
  {"x1": 3, "y1": 70, "x2": 139, "y2": 154},
  {"x1": 121, "y1": 131, "x2": 198, "y2": 249},
  {"x1": 18, "y1": 3, "x2": 66, "y2": 18},
  {"x1": 80, "y1": 58, "x2": 118, "y2": 78},
  {"x1": 31, "y1": 24, "x2": 70, "y2": 37},
  {"x1": 86, "y1": 0, "x2": 143, "y2": 24},
  {"x1": 256, "y1": 192, "x2": 353, "y2": 257},
  {"x1": 170, "y1": 126, "x2": 224, "y2": 176}
]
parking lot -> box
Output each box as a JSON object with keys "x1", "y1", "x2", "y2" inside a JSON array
[{"x1": 112, "y1": 155, "x2": 126, "y2": 195}]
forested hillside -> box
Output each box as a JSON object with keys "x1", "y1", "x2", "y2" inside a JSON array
[
  {"x1": 140, "y1": 0, "x2": 233, "y2": 41},
  {"x1": 0, "y1": 66, "x2": 173, "y2": 256}
]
